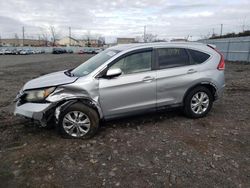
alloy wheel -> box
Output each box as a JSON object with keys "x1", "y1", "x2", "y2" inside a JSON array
[
  {"x1": 62, "y1": 111, "x2": 91, "y2": 137},
  {"x1": 190, "y1": 92, "x2": 210, "y2": 115}
]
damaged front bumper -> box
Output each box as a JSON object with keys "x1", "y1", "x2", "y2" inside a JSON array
[{"x1": 14, "y1": 102, "x2": 54, "y2": 125}]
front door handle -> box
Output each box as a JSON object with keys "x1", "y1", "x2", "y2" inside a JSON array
[
  {"x1": 142, "y1": 76, "x2": 154, "y2": 82},
  {"x1": 187, "y1": 69, "x2": 197, "y2": 74}
]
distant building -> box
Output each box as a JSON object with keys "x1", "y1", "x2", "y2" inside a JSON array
[
  {"x1": 57, "y1": 37, "x2": 104, "y2": 47},
  {"x1": 117, "y1": 38, "x2": 135, "y2": 44},
  {"x1": 0, "y1": 37, "x2": 104, "y2": 47},
  {"x1": 0, "y1": 39, "x2": 50, "y2": 47},
  {"x1": 84, "y1": 39, "x2": 104, "y2": 47},
  {"x1": 57, "y1": 37, "x2": 79, "y2": 46},
  {"x1": 78, "y1": 40, "x2": 86, "y2": 47}
]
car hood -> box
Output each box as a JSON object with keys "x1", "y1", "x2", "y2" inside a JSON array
[{"x1": 23, "y1": 71, "x2": 78, "y2": 90}]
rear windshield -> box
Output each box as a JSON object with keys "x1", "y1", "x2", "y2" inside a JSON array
[
  {"x1": 188, "y1": 49, "x2": 210, "y2": 64},
  {"x1": 72, "y1": 49, "x2": 120, "y2": 77}
]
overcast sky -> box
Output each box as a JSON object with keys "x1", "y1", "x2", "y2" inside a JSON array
[{"x1": 0, "y1": 0, "x2": 249, "y2": 42}]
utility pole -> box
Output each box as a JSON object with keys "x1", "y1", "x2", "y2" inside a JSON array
[
  {"x1": 242, "y1": 16, "x2": 246, "y2": 32},
  {"x1": 69, "y1": 27, "x2": 71, "y2": 46},
  {"x1": 38, "y1": 35, "x2": 41, "y2": 46},
  {"x1": 143, "y1": 25, "x2": 146, "y2": 43},
  {"x1": 220, "y1": 24, "x2": 223, "y2": 36},
  {"x1": 22, "y1": 26, "x2": 25, "y2": 46},
  {"x1": 0, "y1": 34, "x2": 2, "y2": 46}
]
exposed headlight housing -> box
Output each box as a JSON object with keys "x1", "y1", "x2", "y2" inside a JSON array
[{"x1": 25, "y1": 87, "x2": 56, "y2": 102}]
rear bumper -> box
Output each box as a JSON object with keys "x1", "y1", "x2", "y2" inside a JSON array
[
  {"x1": 14, "y1": 102, "x2": 53, "y2": 121},
  {"x1": 215, "y1": 84, "x2": 225, "y2": 100}
]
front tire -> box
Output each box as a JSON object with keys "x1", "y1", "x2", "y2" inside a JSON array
[
  {"x1": 58, "y1": 103, "x2": 99, "y2": 139},
  {"x1": 183, "y1": 86, "x2": 213, "y2": 118}
]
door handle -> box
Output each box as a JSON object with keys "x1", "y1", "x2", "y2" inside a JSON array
[
  {"x1": 143, "y1": 77, "x2": 154, "y2": 82},
  {"x1": 142, "y1": 76, "x2": 154, "y2": 82},
  {"x1": 187, "y1": 69, "x2": 197, "y2": 74}
]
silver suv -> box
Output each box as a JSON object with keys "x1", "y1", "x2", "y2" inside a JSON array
[{"x1": 14, "y1": 42, "x2": 225, "y2": 138}]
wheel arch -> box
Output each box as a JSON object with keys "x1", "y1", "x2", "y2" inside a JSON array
[
  {"x1": 54, "y1": 97, "x2": 103, "y2": 123},
  {"x1": 183, "y1": 82, "x2": 217, "y2": 104}
]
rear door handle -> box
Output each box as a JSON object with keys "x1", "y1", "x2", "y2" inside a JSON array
[
  {"x1": 187, "y1": 69, "x2": 197, "y2": 74},
  {"x1": 142, "y1": 76, "x2": 154, "y2": 82}
]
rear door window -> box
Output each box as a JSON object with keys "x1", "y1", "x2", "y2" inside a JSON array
[
  {"x1": 188, "y1": 49, "x2": 210, "y2": 64},
  {"x1": 157, "y1": 48, "x2": 189, "y2": 69}
]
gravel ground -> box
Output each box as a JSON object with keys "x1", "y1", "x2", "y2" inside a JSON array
[{"x1": 0, "y1": 54, "x2": 249, "y2": 188}]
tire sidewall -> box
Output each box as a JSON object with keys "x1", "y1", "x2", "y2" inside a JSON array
[{"x1": 58, "y1": 102, "x2": 99, "y2": 139}]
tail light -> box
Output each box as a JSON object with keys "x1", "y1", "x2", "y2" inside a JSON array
[
  {"x1": 207, "y1": 44, "x2": 225, "y2": 71},
  {"x1": 217, "y1": 55, "x2": 225, "y2": 70}
]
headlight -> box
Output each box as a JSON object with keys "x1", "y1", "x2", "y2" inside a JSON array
[{"x1": 25, "y1": 87, "x2": 56, "y2": 102}]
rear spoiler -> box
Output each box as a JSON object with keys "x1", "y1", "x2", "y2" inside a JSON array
[{"x1": 207, "y1": 44, "x2": 216, "y2": 49}]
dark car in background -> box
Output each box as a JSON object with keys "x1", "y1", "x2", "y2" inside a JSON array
[{"x1": 52, "y1": 48, "x2": 67, "y2": 54}]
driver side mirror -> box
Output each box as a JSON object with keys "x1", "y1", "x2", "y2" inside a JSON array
[{"x1": 106, "y1": 68, "x2": 122, "y2": 78}]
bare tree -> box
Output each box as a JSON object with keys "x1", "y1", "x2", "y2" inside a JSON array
[
  {"x1": 144, "y1": 33, "x2": 157, "y2": 43},
  {"x1": 84, "y1": 31, "x2": 92, "y2": 47},
  {"x1": 50, "y1": 26, "x2": 58, "y2": 46},
  {"x1": 14, "y1": 33, "x2": 19, "y2": 46},
  {"x1": 135, "y1": 36, "x2": 142, "y2": 43},
  {"x1": 134, "y1": 34, "x2": 159, "y2": 43},
  {"x1": 200, "y1": 32, "x2": 212, "y2": 40},
  {"x1": 40, "y1": 28, "x2": 49, "y2": 46},
  {"x1": 98, "y1": 36, "x2": 105, "y2": 47},
  {"x1": 42, "y1": 33, "x2": 48, "y2": 46}
]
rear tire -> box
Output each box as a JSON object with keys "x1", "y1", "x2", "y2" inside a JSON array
[
  {"x1": 183, "y1": 86, "x2": 213, "y2": 118},
  {"x1": 58, "y1": 103, "x2": 99, "y2": 139}
]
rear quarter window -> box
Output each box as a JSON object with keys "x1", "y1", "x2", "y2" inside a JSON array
[{"x1": 188, "y1": 49, "x2": 210, "y2": 64}]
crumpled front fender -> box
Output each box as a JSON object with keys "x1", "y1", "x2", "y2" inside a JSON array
[{"x1": 47, "y1": 87, "x2": 103, "y2": 119}]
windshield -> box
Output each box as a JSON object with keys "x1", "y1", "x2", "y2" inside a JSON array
[{"x1": 71, "y1": 49, "x2": 120, "y2": 77}]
